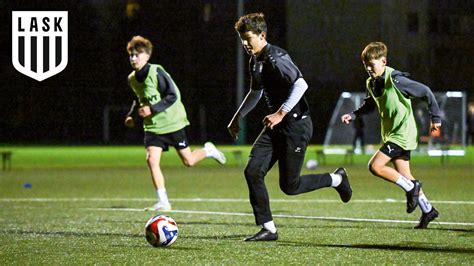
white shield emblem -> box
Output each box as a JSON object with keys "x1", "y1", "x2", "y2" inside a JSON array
[{"x1": 12, "y1": 11, "x2": 68, "y2": 82}]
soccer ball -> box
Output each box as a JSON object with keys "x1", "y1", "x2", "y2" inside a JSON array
[
  {"x1": 306, "y1": 159, "x2": 318, "y2": 170},
  {"x1": 145, "y1": 215, "x2": 178, "y2": 247}
]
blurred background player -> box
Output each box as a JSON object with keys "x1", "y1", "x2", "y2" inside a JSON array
[
  {"x1": 125, "y1": 35, "x2": 226, "y2": 211},
  {"x1": 352, "y1": 116, "x2": 365, "y2": 154},
  {"x1": 341, "y1": 41, "x2": 441, "y2": 229},
  {"x1": 467, "y1": 102, "x2": 474, "y2": 145},
  {"x1": 228, "y1": 13, "x2": 352, "y2": 241}
]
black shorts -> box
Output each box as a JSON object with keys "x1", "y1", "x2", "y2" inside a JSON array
[
  {"x1": 144, "y1": 128, "x2": 189, "y2": 151},
  {"x1": 379, "y1": 142, "x2": 411, "y2": 161}
]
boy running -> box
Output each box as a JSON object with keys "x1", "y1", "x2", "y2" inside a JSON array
[
  {"x1": 125, "y1": 35, "x2": 226, "y2": 211},
  {"x1": 341, "y1": 41, "x2": 441, "y2": 228},
  {"x1": 229, "y1": 13, "x2": 352, "y2": 241}
]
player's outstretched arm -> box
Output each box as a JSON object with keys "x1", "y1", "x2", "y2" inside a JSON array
[
  {"x1": 227, "y1": 89, "x2": 263, "y2": 140},
  {"x1": 393, "y1": 73, "x2": 442, "y2": 123}
]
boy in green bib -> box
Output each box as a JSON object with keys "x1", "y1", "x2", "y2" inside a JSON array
[
  {"x1": 125, "y1": 36, "x2": 226, "y2": 211},
  {"x1": 341, "y1": 42, "x2": 441, "y2": 229}
]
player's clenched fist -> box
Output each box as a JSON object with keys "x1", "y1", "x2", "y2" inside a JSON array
[
  {"x1": 138, "y1": 105, "x2": 152, "y2": 117},
  {"x1": 124, "y1": 116, "x2": 135, "y2": 128},
  {"x1": 227, "y1": 119, "x2": 240, "y2": 141}
]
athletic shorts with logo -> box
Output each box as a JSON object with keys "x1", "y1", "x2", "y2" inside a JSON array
[
  {"x1": 380, "y1": 141, "x2": 411, "y2": 161},
  {"x1": 144, "y1": 128, "x2": 189, "y2": 151}
]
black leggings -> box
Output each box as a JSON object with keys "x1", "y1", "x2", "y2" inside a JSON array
[{"x1": 244, "y1": 118, "x2": 332, "y2": 225}]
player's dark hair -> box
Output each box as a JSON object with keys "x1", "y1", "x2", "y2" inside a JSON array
[
  {"x1": 361, "y1": 42, "x2": 387, "y2": 62},
  {"x1": 127, "y1": 35, "x2": 153, "y2": 56},
  {"x1": 235, "y1": 12, "x2": 267, "y2": 34}
]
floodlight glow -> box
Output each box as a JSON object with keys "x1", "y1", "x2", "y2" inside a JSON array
[
  {"x1": 446, "y1": 91, "x2": 463, "y2": 98},
  {"x1": 323, "y1": 148, "x2": 347, "y2": 154},
  {"x1": 342, "y1": 92, "x2": 352, "y2": 98},
  {"x1": 427, "y1": 149, "x2": 465, "y2": 156}
]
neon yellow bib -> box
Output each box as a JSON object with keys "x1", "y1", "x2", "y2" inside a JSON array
[
  {"x1": 366, "y1": 66, "x2": 418, "y2": 150},
  {"x1": 129, "y1": 64, "x2": 189, "y2": 134}
]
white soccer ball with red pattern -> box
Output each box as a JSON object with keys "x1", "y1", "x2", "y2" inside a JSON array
[{"x1": 145, "y1": 215, "x2": 178, "y2": 247}]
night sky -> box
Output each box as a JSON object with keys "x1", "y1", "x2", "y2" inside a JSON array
[{"x1": 1, "y1": 1, "x2": 472, "y2": 145}]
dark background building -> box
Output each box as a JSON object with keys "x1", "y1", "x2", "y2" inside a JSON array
[{"x1": 1, "y1": 0, "x2": 473, "y2": 145}]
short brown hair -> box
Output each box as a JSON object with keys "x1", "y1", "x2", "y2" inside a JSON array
[
  {"x1": 127, "y1": 35, "x2": 153, "y2": 56},
  {"x1": 234, "y1": 12, "x2": 267, "y2": 35},
  {"x1": 361, "y1": 42, "x2": 387, "y2": 62}
]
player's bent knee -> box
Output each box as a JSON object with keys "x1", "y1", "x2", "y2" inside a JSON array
[
  {"x1": 244, "y1": 166, "x2": 255, "y2": 179},
  {"x1": 368, "y1": 163, "x2": 376, "y2": 175},
  {"x1": 368, "y1": 163, "x2": 381, "y2": 176},
  {"x1": 280, "y1": 185, "x2": 298, "y2": 195},
  {"x1": 279, "y1": 180, "x2": 300, "y2": 195},
  {"x1": 244, "y1": 164, "x2": 264, "y2": 181},
  {"x1": 146, "y1": 156, "x2": 159, "y2": 167},
  {"x1": 182, "y1": 159, "x2": 195, "y2": 167}
]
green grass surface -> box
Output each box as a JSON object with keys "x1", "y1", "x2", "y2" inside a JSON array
[{"x1": 0, "y1": 145, "x2": 473, "y2": 264}]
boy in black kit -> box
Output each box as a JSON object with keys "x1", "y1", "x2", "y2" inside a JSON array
[{"x1": 228, "y1": 13, "x2": 352, "y2": 241}]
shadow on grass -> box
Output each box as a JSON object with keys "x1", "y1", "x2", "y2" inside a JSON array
[
  {"x1": 96, "y1": 220, "x2": 256, "y2": 227},
  {"x1": 2, "y1": 229, "x2": 142, "y2": 238},
  {"x1": 433, "y1": 228, "x2": 474, "y2": 233},
  {"x1": 277, "y1": 241, "x2": 474, "y2": 254},
  {"x1": 97, "y1": 219, "x2": 473, "y2": 233},
  {"x1": 2, "y1": 229, "x2": 247, "y2": 241},
  {"x1": 277, "y1": 222, "x2": 474, "y2": 232},
  {"x1": 166, "y1": 246, "x2": 202, "y2": 251},
  {"x1": 180, "y1": 234, "x2": 248, "y2": 240},
  {"x1": 179, "y1": 221, "x2": 254, "y2": 226},
  {"x1": 109, "y1": 244, "x2": 202, "y2": 251}
]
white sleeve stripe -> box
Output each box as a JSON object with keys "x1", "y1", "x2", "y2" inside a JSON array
[{"x1": 281, "y1": 78, "x2": 308, "y2": 112}]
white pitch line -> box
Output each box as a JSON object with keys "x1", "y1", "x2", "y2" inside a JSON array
[
  {"x1": 84, "y1": 207, "x2": 474, "y2": 227},
  {"x1": 0, "y1": 197, "x2": 474, "y2": 205}
]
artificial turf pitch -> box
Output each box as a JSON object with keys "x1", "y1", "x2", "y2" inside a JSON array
[{"x1": 0, "y1": 146, "x2": 473, "y2": 264}]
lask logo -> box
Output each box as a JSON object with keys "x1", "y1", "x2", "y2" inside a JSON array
[{"x1": 12, "y1": 11, "x2": 68, "y2": 81}]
